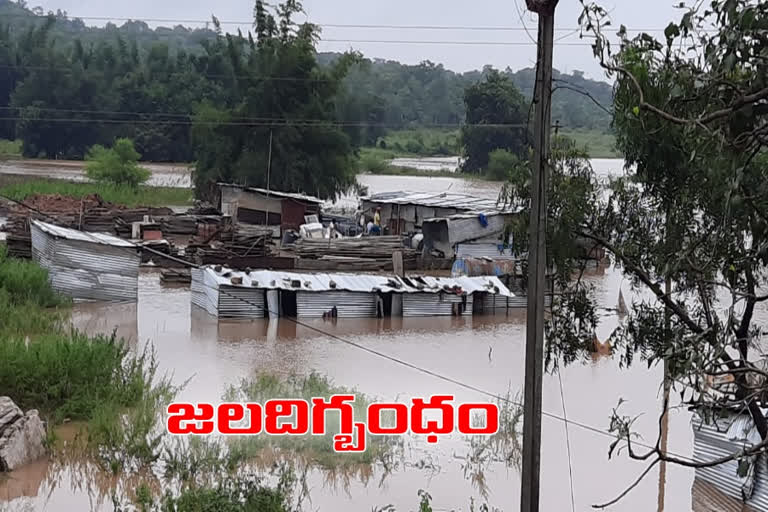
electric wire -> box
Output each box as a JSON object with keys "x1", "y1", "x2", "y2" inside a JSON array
[
  {"x1": 0, "y1": 11, "x2": 707, "y2": 33},
  {"x1": 0, "y1": 191, "x2": 701, "y2": 466}
]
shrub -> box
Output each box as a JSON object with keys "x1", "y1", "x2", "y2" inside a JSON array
[
  {"x1": 0, "y1": 245, "x2": 62, "y2": 307},
  {"x1": 359, "y1": 153, "x2": 390, "y2": 174},
  {"x1": 486, "y1": 149, "x2": 522, "y2": 181},
  {"x1": 85, "y1": 138, "x2": 151, "y2": 188},
  {"x1": 404, "y1": 139, "x2": 425, "y2": 154}
]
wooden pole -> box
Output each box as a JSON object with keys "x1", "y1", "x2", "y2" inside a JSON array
[
  {"x1": 266, "y1": 129, "x2": 273, "y2": 195},
  {"x1": 521, "y1": 2, "x2": 557, "y2": 511}
]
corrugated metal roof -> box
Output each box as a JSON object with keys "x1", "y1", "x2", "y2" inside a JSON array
[
  {"x1": 361, "y1": 191, "x2": 514, "y2": 213},
  {"x1": 692, "y1": 411, "x2": 768, "y2": 510},
  {"x1": 198, "y1": 265, "x2": 515, "y2": 298},
  {"x1": 31, "y1": 220, "x2": 135, "y2": 247},
  {"x1": 217, "y1": 183, "x2": 324, "y2": 204}
]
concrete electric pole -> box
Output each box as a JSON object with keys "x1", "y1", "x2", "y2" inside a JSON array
[{"x1": 521, "y1": 1, "x2": 558, "y2": 511}]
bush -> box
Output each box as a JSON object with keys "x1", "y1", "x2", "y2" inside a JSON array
[
  {"x1": 404, "y1": 139, "x2": 425, "y2": 154},
  {"x1": 85, "y1": 138, "x2": 151, "y2": 188},
  {"x1": 158, "y1": 475, "x2": 291, "y2": 512},
  {"x1": 0, "y1": 139, "x2": 22, "y2": 160},
  {"x1": 486, "y1": 149, "x2": 522, "y2": 181},
  {"x1": 0, "y1": 331, "x2": 153, "y2": 422},
  {"x1": 0, "y1": 245, "x2": 62, "y2": 307},
  {"x1": 358, "y1": 153, "x2": 390, "y2": 174}
]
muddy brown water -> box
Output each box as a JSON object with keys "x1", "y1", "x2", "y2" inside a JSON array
[
  {"x1": 2, "y1": 265, "x2": 712, "y2": 512},
  {"x1": 1, "y1": 160, "x2": 742, "y2": 511}
]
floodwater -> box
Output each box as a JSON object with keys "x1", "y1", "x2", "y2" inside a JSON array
[
  {"x1": 390, "y1": 156, "x2": 463, "y2": 173},
  {"x1": 0, "y1": 160, "x2": 192, "y2": 188},
  {"x1": 2, "y1": 263, "x2": 711, "y2": 512},
  {"x1": 2, "y1": 157, "x2": 721, "y2": 511}
]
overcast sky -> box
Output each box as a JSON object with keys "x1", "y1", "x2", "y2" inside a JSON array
[{"x1": 35, "y1": 0, "x2": 683, "y2": 80}]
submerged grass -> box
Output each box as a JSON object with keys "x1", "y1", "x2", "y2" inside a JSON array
[
  {"x1": 0, "y1": 179, "x2": 193, "y2": 206},
  {"x1": 221, "y1": 372, "x2": 404, "y2": 472},
  {"x1": 0, "y1": 247, "x2": 177, "y2": 474}
]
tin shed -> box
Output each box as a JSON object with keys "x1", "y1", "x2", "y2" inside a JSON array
[
  {"x1": 30, "y1": 220, "x2": 140, "y2": 302},
  {"x1": 190, "y1": 266, "x2": 515, "y2": 320},
  {"x1": 692, "y1": 410, "x2": 768, "y2": 511}
]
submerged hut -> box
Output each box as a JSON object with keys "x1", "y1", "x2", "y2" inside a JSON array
[
  {"x1": 692, "y1": 410, "x2": 768, "y2": 510},
  {"x1": 190, "y1": 265, "x2": 515, "y2": 319},
  {"x1": 30, "y1": 220, "x2": 140, "y2": 302}
]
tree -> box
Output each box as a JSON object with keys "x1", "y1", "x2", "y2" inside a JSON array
[
  {"x1": 85, "y1": 138, "x2": 150, "y2": 188},
  {"x1": 191, "y1": 1, "x2": 358, "y2": 201},
  {"x1": 486, "y1": 149, "x2": 523, "y2": 181},
  {"x1": 460, "y1": 70, "x2": 528, "y2": 173},
  {"x1": 529, "y1": 0, "x2": 768, "y2": 506}
]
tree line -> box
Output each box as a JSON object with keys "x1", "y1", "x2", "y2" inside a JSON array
[{"x1": 0, "y1": 0, "x2": 614, "y2": 197}]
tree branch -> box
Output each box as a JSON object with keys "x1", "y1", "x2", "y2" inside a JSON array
[
  {"x1": 592, "y1": 458, "x2": 660, "y2": 509},
  {"x1": 577, "y1": 229, "x2": 705, "y2": 334}
]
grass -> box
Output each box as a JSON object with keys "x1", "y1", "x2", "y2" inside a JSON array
[
  {"x1": 357, "y1": 147, "x2": 462, "y2": 178},
  {"x1": 221, "y1": 372, "x2": 404, "y2": 472},
  {"x1": 0, "y1": 179, "x2": 193, "y2": 206},
  {"x1": 560, "y1": 129, "x2": 620, "y2": 158},
  {"x1": 0, "y1": 246, "x2": 176, "y2": 473},
  {"x1": 0, "y1": 139, "x2": 22, "y2": 160},
  {"x1": 370, "y1": 129, "x2": 461, "y2": 157}
]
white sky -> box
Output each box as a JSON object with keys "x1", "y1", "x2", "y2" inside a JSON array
[{"x1": 35, "y1": 0, "x2": 684, "y2": 80}]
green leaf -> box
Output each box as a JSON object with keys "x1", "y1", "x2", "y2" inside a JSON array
[
  {"x1": 632, "y1": 106, "x2": 640, "y2": 116},
  {"x1": 737, "y1": 459, "x2": 750, "y2": 478},
  {"x1": 664, "y1": 22, "x2": 681, "y2": 42}
]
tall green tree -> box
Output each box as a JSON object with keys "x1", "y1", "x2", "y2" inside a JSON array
[
  {"x1": 460, "y1": 69, "x2": 528, "y2": 173},
  {"x1": 191, "y1": 0, "x2": 357, "y2": 201},
  {"x1": 525, "y1": 1, "x2": 768, "y2": 505},
  {"x1": 85, "y1": 138, "x2": 150, "y2": 188}
]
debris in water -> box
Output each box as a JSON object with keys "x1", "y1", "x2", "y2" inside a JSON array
[{"x1": 617, "y1": 289, "x2": 628, "y2": 316}]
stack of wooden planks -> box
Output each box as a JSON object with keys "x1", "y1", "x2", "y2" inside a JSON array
[{"x1": 292, "y1": 236, "x2": 417, "y2": 271}]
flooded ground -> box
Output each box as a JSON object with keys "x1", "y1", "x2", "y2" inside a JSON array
[
  {"x1": 1, "y1": 263, "x2": 713, "y2": 512},
  {"x1": 0, "y1": 160, "x2": 192, "y2": 188},
  {"x1": 390, "y1": 156, "x2": 463, "y2": 173},
  {"x1": 1, "y1": 156, "x2": 720, "y2": 511}
]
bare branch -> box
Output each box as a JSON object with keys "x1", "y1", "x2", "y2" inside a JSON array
[
  {"x1": 577, "y1": 230, "x2": 705, "y2": 335},
  {"x1": 592, "y1": 458, "x2": 660, "y2": 509}
]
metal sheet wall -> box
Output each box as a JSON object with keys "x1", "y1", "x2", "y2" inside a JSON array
[
  {"x1": 456, "y1": 243, "x2": 514, "y2": 260},
  {"x1": 402, "y1": 293, "x2": 473, "y2": 317},
  {"x1": 31, "y1": 224, "x2": 139, "y2": 303},
  {"x1": 217, "y1": 286, "x2": 266, "y2": 319},
  {"x1": 191, "y1": 267, "x2": 219, "y2": 316},
  {"x1": 296, "y1": 291, "x2": 377, "y2": 318},
  {"x1": 480, "y1": 293, "x2": 551, "y2": 310},
  {"x1": 692, "y1": 417, "x2": 768, "y2": 510}
]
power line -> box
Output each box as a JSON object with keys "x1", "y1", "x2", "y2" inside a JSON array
[
  {"x1": 0, "y1": 106, "x2": 544, "y2": 128},
  {"x1": 512, "y1": 0, "x2": 537, "y2": 45},
  {"x1": 0, "y1": 116, "x2": 535, "y2": 129},
  {"x1": 0, "y1": 191, "x2": 700, "y2": 467},
  {"x1": 557, "y1": 366, "x2": 577, "y2": 512},
  {"x1": 0, "y1": 12, "x2": 716, "y2": 33}
]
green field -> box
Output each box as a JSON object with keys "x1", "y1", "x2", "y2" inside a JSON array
[
  {"x1": 0, "y1": 139, "x2": 22, "y2": 160},
  {"x1": 559, "y1": 129, "x2": 619, "y2": 158},
  {"x1": 0, "y1": 179, "x2": 193, "y2": 206}
]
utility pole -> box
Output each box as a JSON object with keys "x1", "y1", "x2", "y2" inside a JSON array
[
  {"x1": 266, "y1": 129, "x2": 273, "y2": 195},
  {"x1": 521, "y1": 2, "x2": 558, "y2": 511},
  {"x1": 265, "y1": 129, "x2": 273, "y2": 229}
]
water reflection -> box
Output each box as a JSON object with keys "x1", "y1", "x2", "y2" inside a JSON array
[{"x1": 3, "y1": 240, "x2": 735, "y2": 510}]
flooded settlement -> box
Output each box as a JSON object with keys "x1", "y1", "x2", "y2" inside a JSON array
[{"x1": 1, "y1": 160, "x2": 762, "y2": 512}]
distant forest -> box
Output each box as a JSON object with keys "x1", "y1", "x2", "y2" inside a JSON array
[{"x1": 0, "y1": 0, "x2": 614, "y2": 163}]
